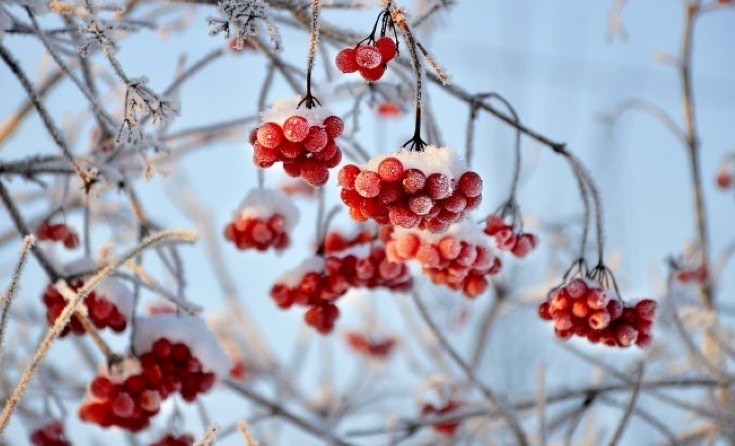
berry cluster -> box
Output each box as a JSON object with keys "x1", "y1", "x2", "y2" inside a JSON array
[
  {"x1": 224, "y1": 188, "x2": 299, "y2": 252},
  {"x1": 149, "y1": 434, "x2": 195, "y2": 446},
  {"x1": 336, "y1": 37, "x2": 397, "y2": 81},
  {"x1": 36, "y1": 221, "x2": 79, "y2": 249},
  {"x1": 483, "y1": 214, "x2": 538, "y2": 258},
  {"x1": 323, "y1": 226, "x2": 376, "y2": 253},
  {"x1": 325, "y1": 243, "x2": 413, "y2": 292},
  {"x1": 250, "y1": 97, "x2": 344, "y2": 187},
  {"x1": 385, "y1": 223, "x2": 500, "y2": 297},
  {"x1": 270, "y1": 257, "x2": 348, "y2": 334},
  {"x1": 420, "y1": 400, "x2": 461, "y2": 436},
  {"x1": 42, "y1": 278, "x2": 130, "y2": 337},
  {"x1": 339, "y1": 146, "x2": 482, "y2": 231},
  {"x1": 344, "y1": 331, "x2": 397, "y2": 359},
  {"x1": 30, "y1": 421, "x2": 71, "y2": 446},
  {"x1": 538, "y1": 278, "x2": 657, "y2": 348}
]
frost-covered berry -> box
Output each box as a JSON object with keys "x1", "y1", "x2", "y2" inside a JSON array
[
  {"x1": 36, "y1": 221, "x2": 80, "y2": 250},
  {"x1": 256, "y1": 122, "x2": 284, "y2": 149},
  {"x1": 335, "y1": 48, "x2": 358, "y2": 73},
  {"x1": 283, "y1": 115, "x2": 309, "y2": 142},
  {"x1": 355, "y1": 45, "x2": 383, "y2": 69},
  {"x1": 375, "y1": 37, "x2": 397, "y2": 61},
  {"x1": 224, "y1": 188, "x2": 298, "y2": 252}
]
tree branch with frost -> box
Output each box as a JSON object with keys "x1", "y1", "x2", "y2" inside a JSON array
[
  {"x1": 207, "y1": 0, "x2": 282, "y2": 51},
  {"x1": 0, "y1": 235, "x2": 34, "y2": 370}
]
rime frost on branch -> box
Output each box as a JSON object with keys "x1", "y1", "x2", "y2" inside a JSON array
[
  {"x1": 116, "y1": 77, "x2": 180, "y2": 150},
  {"x1": 207, "y1": 0, "x2": 282, "y2": 51},
  {"x1": 78, "y1": 16, "x2": 126, "y2": 57}
]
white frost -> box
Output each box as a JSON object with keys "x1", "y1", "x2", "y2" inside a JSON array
[
  {"x1": 276, "y1": 256, "x2": 325, "y2": 287},
  {"x1": 236, "y1": 187, "x2": 299, "y2": 230},
  {"x1": 260, "y1": 96, "x2": 333, "y2": 128},
  {"x1": 132, "y1": 314, "x2": 231, "y2": 379},
  {"x1": 362, "y1": 145, "x2": 469, "y2": 179}
]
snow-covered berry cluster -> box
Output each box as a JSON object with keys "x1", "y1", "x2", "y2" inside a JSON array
[
  {"x1": 538, "y1": 278, "x2": 657, "y2": 348},
  {"x1": 483, "y1": 214, "x2": 538, "y2": 258},
  {"x1": 420, "y1": 400, "x2": 462, "y2": 436},
  {"x1": 344, "y1": 331, "x2": 397, "y2": 359},
  {"x1": 43, "y1": 260, "x2": 132, "y2": 337},
  {"x1": 224, "y1": 188, "x2": 299, "y2": 252},
  {"x1": 270, "y1": 257, "x2": 347, "y2": 334},
  {"x1": 325, "y1": 242, "x2": 413, "y2": 293},
  {"x1": 149, "y1": 433, "x2": 195, "y2": 446},
  {"x1": 339, "y1": 146, "x2": 482, "y2": 231},
  {"x1": 250, "y1": 97, "x2": 344, "y2": 187},
  {"x1": 335, "y1": 37, "x2": 398, "y2": 82},
  {"x1": 79, "y1": 316, "x2": 228, "y2": 431},
  {"x1": 36, "y1": 221, "x2": 79, "y2": 249},
  {"x1": 30, "y1": 421, "x2": 71, "y2": 446},
  {"x1": 385, "y1": 222, "x2": 500, "y2": 297}
]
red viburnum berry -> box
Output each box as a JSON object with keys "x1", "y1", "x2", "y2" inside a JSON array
[
  {"x1": 335, "y1": 48, "x2": 358, "y2": 73},
  {"x1": 355, "y1": 45, "x2": 383, "y2": 69},
  {"x1": 30, "y1": 421, "x2": 71, "y2": 446},
  {"x1": 375, "y1": 37, "x2": 397, "y2": 61},
  {"x1": 421, "y1": 400, "x2": 462, "y2": 436}
]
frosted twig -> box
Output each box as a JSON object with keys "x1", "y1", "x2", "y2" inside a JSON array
[
  {"x1": 0, "y1": 235, "x2": 35, "y2": 370},
  {"x1": 237, "y1": 420, "x2": 259, "y2": 446},
  {"x1": 194, "y1": 424, "x2": 221, "y2": 446}
]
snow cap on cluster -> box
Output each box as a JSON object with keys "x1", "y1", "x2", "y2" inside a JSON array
[
  {"x1": 132, "y1": 315, "x2": 230, "y2": 379},
  {"x1": 276, "y1": 256, "x2": 326, "y2": 287},
  {"x1": 62, "y1": 257, "x2": 135, "y2": 317},
  {"x1": 236, "y1": 187, "x2": 299, "y2": 231},
  {"x1": 261, "y1": 96, "x2": 333, "y2": 128},
  {"x1": 363, "y1": 145, "x2": 469, "y2": 180}
]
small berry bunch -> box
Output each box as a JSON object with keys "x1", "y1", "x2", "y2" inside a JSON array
[
  {"x1": 149, "y1": 433, "x2": 195, "y2": 446},
  {"x1": 335, "y1": 8, "x2": 398, "y2": 82},
  {"x1": 325, "y1": 242, "x2": 413, "y2": 293},
  {"x1": 385, "y1": 222, "x2": 500, "y2": 297},
  {"x1": 538, "y1": 274, "x2": 657, "y2": 348},
  {"x1": 323, "y1": 225, "x2": 376, "y2": 253},
  {"x1": 420, "y1": 400, "x2": 462, "y2": 437},
  {"x1": 35, "y1": 220, "x2": 79, "y2": 249},
  {"x1": 483, "y1": 212, "x2": 538, "y2": 258},
  {"x1": 30, "y1": 421, "x2": 71, "y2": 446},
  {"x1": 43, "y1": 260, "x2": 132, "y2": 337},
  {"x1": 224, "y1": 188, "x2": 299, "y2": 252},
  {"x1": 344, "y1": 331, "x2": 397, "y2": 359},
  {"x1": 250, "y1": 97, "x2": 344, "y2": 187},
  {"x1": 270, "y1": 257, "x2": 349, "y2": 334},
  {"x1": 79, "y1": 316, "x2": 229, "y2": 431},
  {"x1": 339, "y1": 146, "x2": 482, "y2": 231}
]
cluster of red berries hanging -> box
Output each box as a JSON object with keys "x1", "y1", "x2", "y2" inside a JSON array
[
  {"x1": 484, "y1": 213, "x2": 538, "y2": 258},
  {"x1": 420, "y1": 400, "x2": 462, "y2": 437},
  {"x1": 149, "y1": 433, "x2": 195, "y2": 446},
  {"x1": 344, "y1": 331, "x2": 397, "y2": 359},
  {"x1": 79, "y1": 315, "x2": 229, "y2": 431},
  {"x1": 335, "y1": 8, "x2": 398, "y2": 82},
  {"x1": 224, "y1": 188, "x2": 299, "y2": 252},
  {"x1": 538, "y1": 275, "x2": 657, "y2": 348},
  {"x1": 250, "y1": 97, "x2": 344, "y2": 187},
  {"x1": 42, "y1": 259, "x2": 132, "y2": 337},
  {"x1": 36, "y1": 220, "x2": 79, "y2": 249},
  {"x1": 30, "y1": 421, "x2": 71, "y2": 446},
  {"x1": 385, "y1": 222, "x2": 500, "y2": 297},
  {"x1": 339, "y1": 146, "x2": 483, "y2": 231}
]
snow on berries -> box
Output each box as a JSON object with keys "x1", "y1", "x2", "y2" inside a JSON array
[
  {"x1": 35, "y1": 220, "x2": 79, "y2": 249},
  {"x1": 249, "y1": 97, "x2": 344, "y2": 187},
  {"x1": 79, "y1": 316, "x2": 228, "y2": 432},
  {"x1": 420, "y1": 400, "x2": 462, "y2": 436},
  {"x1": 149, "y1": 433, "x2": 195, "y2": 446},
  {"x1": 43, "y1": 258, "x2": 133, "y2": 337},
  {"x1": 344, "y1": 331, "x2": 397, "y2": 359},
  {"x1": 335, "y1": 36, "x2": 398, "y2": 82},
  {"x1": 538, "y1": 277, "x2": 657, "y2": 348},
  {"x1": 385, "y1": 222, "x2": 500, "y2": 298},
  {"x1": 224, "y1": 188, "x2": 298, "y2": 252},
  {"x1": 339, "y1": 146, "x2": 482, "y2": 231},
  {"x1": 30, "y1": 421, "x2": 71, "y2": 446},
  {"x1": 484, "y1": 213, "x2": 538, "y2": 258}
]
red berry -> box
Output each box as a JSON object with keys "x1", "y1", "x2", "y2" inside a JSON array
[
  {"x1": 360, "y1": 64, "x2": 386, "y2": 82},
  {"x1": 635, "y1": 299, "x2": 658, "y2": 321},
  {"x1": 458, "y1": 171, "x2": 482, "y2": 198},
  {"x1": 394, "y1": 234, "x2": 420, "y2": 259},
  {"x1": 323, "y1": 116, "x2": 344, "y2": 138},
  {"x1": 408, "y1": 195, "x2": 434, "y2": 215},
  {"x1": 335, "y1": 48, "x2": 358, "y2": 73},
  {"x1": 615, "y1": 324, "x2": 638, "y2": 347},
  {"x1": 338, "y1": 164, "x2": 361, "y2": 190},
  {"x1": 256, "y1": 122, "x2": 283, "y2": 149},
  {"x1": 716, "y1": 170, "x2": 732, "y2": 189},
  {"x1": 283, "y1": 115, "x2": 309, "y2": 142},
  {"x1": 90, "y1": 376, "x2": 115, "y2": 399},
  {"x1": 389, "y1": 205, "x2": 419, "y2": 228},
  {"x1": 402, "y1": 169, "x2": 426, "y2": 194},
  {"x1": 425, "y1": 173, "x2": 451, "y2": 200},
  {"x1": 355, "y1": 45, "x2": 382, "y2": 69},
  {"x1": 303, "y1": 126, "x2": 328, "y2": 152},
  {"x1": 253, "y1": 144, "x2": 278, "y2": 168},
  {"x1": 112, "y1": 392, "x2": 135, "y2": 418},
  {"x1": 301, "y1": 161, "x2": 329, "y2": 187},
  {"x1": 378, "y1": 157, "x2": 404, "y2": 182},
  {"x1": 355, "y1": 171, "x2": 382, "y2": 198},
  {"x1": 375, "y1": 37, "x2": 397, "y2": 61}
]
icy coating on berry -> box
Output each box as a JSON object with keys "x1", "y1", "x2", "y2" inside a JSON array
[
  {"x1": 261, "y1": 96, "x2": 333, "y2": 127},
  {"x1": 362, "y1": 146, "x2": 469, "y2": 180},
  {"x1": 132, "y1": 315, "x2": 230, "y2": 379},
  {"x1": 235, "y1": 188, "x2": 299, "y2": 231}
]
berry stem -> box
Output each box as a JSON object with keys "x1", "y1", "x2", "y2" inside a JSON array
[{"x1": 300, "y1": 0, "x2": 322, "y2": 110}]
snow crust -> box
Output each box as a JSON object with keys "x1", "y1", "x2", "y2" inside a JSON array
[
  {"x1": 362, "y1": 145, "x2": 469, "y2": 179},
  {"x1": 260, "y1": 96, "x2": 333, "y2": 127},
  {"x1": 236, "y1": 187, "x2": 299, "y2": 230}
]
